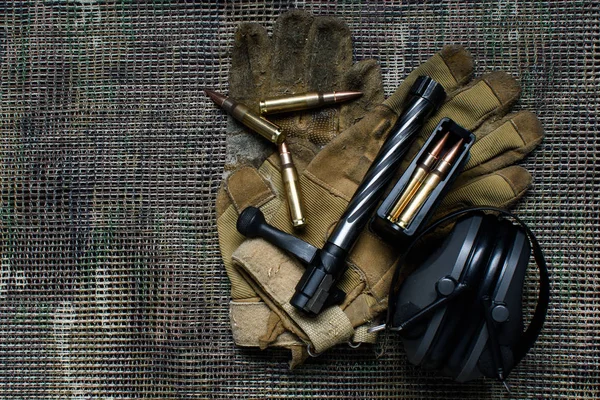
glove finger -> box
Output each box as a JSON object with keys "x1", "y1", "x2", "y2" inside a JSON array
[
  {"x1": 402, "y1": 71, "x2": 522, "y2": 166},
  {"x1": 439, "y1": 165, "x2": 532, "y2": 215},
  {"x1": 304, "y1": 15, "x2": 353, "y2": 91},
  {"x1": 290, "y1": 14, "x2": 354, "y2": 146},
  {"x1": 230, "y1": 22, "x2": 272, "y2": 106},
  {"x1": 268, "y1": 12, "x2": 354, "y2": 146},
  {"x1": 269, "y1": 10, "x2": 315, "y2": 94},
  {"x1": 458, "y1": 110, "x2": 543, "y2": 183},
  {"x1": 383, "y1": 44, "x2": 474, "y2": 114},
  {"x1": 339, "y1": 59, "x2": 385, "y2": 133},
  {"x1": 422, "y1": 71, "x2": 521, "y2": 135}
]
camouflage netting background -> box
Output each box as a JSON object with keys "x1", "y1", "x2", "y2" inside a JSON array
[{"x1": 0, "y1": 1, "x2": 598, "y2": 399}]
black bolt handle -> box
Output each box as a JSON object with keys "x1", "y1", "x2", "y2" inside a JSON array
[{"x1": 237, "y1": 207, "x2": 318, "y2": 265}]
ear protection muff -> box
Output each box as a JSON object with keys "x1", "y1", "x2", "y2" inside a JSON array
[
  {"x1": 420, "y1": 215, "x2": 499, "y2": 372},
  {"x1": 378, "y1": 207, "x2": 550, "y2": 388}
]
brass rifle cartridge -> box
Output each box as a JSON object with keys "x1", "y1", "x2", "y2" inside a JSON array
[
  {"x1": 259, "y1": 91, "x2": 362, "y2": 115},
  {"x1": 388, "y1": 132, "x2": 450, "y2": 222},
  {"x1": 396, "y1": 139, "x2": 464, "y2": 229},
  {"x1": 278, "y1": 141, "x2": 306, "y2": 227},
  {"x1": 205, "y1": 89, "x2": 285, "y2": 144}
]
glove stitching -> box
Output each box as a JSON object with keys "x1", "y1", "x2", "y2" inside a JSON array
[
  {"x1": 232, "y1": 256, "x2": 311, "y2": 343},
  {"x1": 379, "y1": 102, "x2": 399, "y2": 117},
  {"x1": 369, "y1": 254, "x2": 403, "y2": 303},
  {"x1": 226, "y1": 166, "x2": 277, "y2": 213},
  {"x1": 467, "y1": 98, "x2": 520, "y2": 137},
  {"x1": 303, "y1": 169, "x2": 353, "y2": 202},
  {"x1": 510, "y1": 118, "x2": 528, "y2": 145},
  {"x1": 501, "y1": 185, "x2": 528, "y2": 209},
  {"x1": 496, "y1": 170, "x2": 528, "y2": 200},
  {"x1": 510, "y1": 118, "x2": 544, "y2": 150},
  {"x1": 287, "y1": 139, "x2": 319, "y2": 161},
  {"x1": 346, "y1": 231, "x2": 395, "y2": 295},
  {"x1": 343, "y1": 262, "x2": 368, "y2": 297},
  {"x1": 228, "y1": 186, "x2": 275, "y2": 214}
]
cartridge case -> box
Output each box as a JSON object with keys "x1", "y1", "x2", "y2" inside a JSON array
[
  {"x1": 205, "y1": 89, "x2": 285, "y2": 144},
  {"x1": 229, "y1": 100, "x2": 284, "y2": 144},
  {"x1": 388, "y1": 133, "x2": 449, "y2": 222},
  {"x1": 396, "y1": 139, "x2": 463, "y2": 229},
  {"x1": 279, "y1": 142, "x2": 306, "y2": 227},
  {"x1": 259, "y1": 91, "x2": 362, "y2": 115},
  {"x1": 396, "y1": 171, "x2": 443, "y2": 229},
  {"x1": 387, "y1": 167, "x2": 429, "y2": 222}
]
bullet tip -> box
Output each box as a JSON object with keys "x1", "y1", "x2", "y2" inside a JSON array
[
  {"x1": 204, "y1": 89, "x2": 227, "y2": 107},
  {"x1": 443, "y1": 139, "x2": 464, "y2": 163},
  {"x1": 430, "y1": 132, "x2": 450, "y2": 159},
  {"x1": 278, "y1": 141, "x2": 289, "y2": 153},
  {"x1": 334, "y1": 91, "x2": 364, "y2": 103}
]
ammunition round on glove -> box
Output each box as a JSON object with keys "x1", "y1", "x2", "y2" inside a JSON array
[
  {"x1": 205, "y1": 89, "x2": 285, "y2": 144},
  {"x1": 259, "y1": 91, "x2": 362, "y2": 115},
  {"x1": 279, "y1": 142, "x2": 306, "y2": 227}
]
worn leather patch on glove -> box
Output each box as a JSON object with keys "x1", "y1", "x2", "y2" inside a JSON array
[{"x1": 226, "y1": 166, "x2": 275, "y2": 214}]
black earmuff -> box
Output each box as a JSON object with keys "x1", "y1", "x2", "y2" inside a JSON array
[{"x1": 384, "y1": 207, "x2": 550, "y2": 386}]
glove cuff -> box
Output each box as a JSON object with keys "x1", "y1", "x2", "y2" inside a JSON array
[
  {"x1": 232, "y1": 238, "x2": 354, "y2": 354},
  {"x1": 229, "y1": 301, "x2": 304, "y2": 348}
]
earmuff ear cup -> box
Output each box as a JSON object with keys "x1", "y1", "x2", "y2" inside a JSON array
[
  {"x1": 392, "y1": 215, "x2": 485, "y2": 366},
  {"x1": 419, "y1": 214, "x2": 496, "y2": 374},
  {"x1": 478, "y1": 223, "x2": 530, "y2": 378},
  {"x1": 388, "y1": 207, "x2": 549, "y2": 384},
  {"x1": 444, "y1": 220, "x2": 514, "y2": 381},
  {"x1": 420, "y1": 294, "x2": 476, "y2": 371}
]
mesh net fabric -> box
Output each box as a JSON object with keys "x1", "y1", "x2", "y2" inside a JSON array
[{"x1": 0, "y1": 2, "x2": 598, "y2": 399}]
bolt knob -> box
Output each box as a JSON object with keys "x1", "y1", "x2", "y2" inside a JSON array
[{"x1": 237, "y1": 207, "x2": 265, "y2": 238}]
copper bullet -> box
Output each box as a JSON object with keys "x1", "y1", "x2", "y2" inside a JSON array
[{"x1": 388, "y1": 132, "x2": 450, "y2": 222}]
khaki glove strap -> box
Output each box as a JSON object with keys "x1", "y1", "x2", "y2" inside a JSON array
[
  {"x1": 232, "y1": 239, "x2": 354, "y2": 354},
  {"x1": 230, "y1": 300, "x2": 380, "y2": 348},
  {"x1": 352, "y1": 323, "x2": 379, "y2": 344},
  {"x1": 229, "y1": 301, "x2": 304, "y2": 348},
  {"x1": 230, "y1": 301, "x2": 379, "y2": 347}
]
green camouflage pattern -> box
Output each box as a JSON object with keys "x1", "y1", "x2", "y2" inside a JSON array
[{"x1": 0, "y1": 1, "x2": 597, "y2": 398}]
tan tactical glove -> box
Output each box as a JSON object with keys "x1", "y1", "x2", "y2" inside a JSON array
[
  {"x1": 216, "y1": 10, "x2": 384, "y2": 366},
  {"x1": 216, "y1": 13, "x2": 543, "y2": 367}
]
